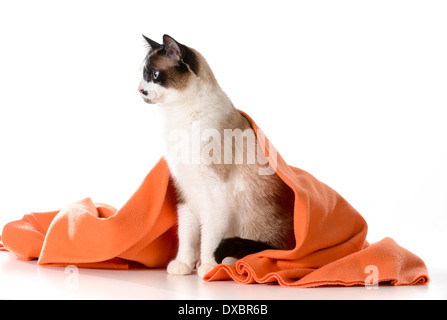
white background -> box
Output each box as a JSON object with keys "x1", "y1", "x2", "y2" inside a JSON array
[{"x1": 0, "y1": 0, "x2": 446, "y2": 299}]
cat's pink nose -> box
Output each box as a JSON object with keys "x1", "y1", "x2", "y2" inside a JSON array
[{"x1": 138, "y1": 88, "x2": 148, "y2": 96}]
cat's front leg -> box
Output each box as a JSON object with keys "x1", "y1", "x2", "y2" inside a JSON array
[
  {"x1": 197, "y1": 203, "x2": 230, "y2": 278},
  {"x1": 167, "y1": 204, "x2": 200, "y2": 275}
]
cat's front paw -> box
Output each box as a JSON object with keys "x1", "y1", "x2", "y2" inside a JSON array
[
  {"x1": 167, "y1": 259, "x2": 194, "y2": 275},
  {"x1": 197, "y1": 262, "x2": 217, "y2": 278}
]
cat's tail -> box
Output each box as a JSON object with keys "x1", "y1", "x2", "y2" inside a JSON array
[{"x1": 214, "y1": 237, "x2": 274, "y2": 264}]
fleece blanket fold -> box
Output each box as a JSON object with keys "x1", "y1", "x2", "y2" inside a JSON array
[{"x1": 0, "y1": 111, "x2": 429, "y2": 287}]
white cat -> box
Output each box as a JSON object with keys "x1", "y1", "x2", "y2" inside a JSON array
[{"x1": 138, "y1": 35, "x2": 294, "y2": 278}]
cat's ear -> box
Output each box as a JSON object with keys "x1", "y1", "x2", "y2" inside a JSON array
[
  {"x1": 162, "y1": 34, "x2": 183, "y2": 62},
  {"x1": 142, "y1": 34, "x2": 162, "y2": 50}
]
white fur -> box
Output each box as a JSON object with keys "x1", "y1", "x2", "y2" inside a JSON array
[
  {"x1": 138, "y1": 79, "x2": 173, "y2": 104},
  {"x1": 159, "y1": 77, "x2": 240, "y2": 277}
]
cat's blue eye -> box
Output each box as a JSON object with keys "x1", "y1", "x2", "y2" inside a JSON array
[{"x1": 152, "y1": 70, "x2": 159, "y2": 80}]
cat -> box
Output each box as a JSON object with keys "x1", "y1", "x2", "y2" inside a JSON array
[{"x1": 138, "y1": 34, "x2": 295, "y2": 278}]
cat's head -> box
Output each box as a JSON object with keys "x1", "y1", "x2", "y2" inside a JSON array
[{"x1": 138, "y1": 34, "x2": 214, "y2": 105}]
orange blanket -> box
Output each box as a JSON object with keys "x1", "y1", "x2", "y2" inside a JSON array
[{"x1": 0, "y1": 111, "x2": 429, "y2": 287}]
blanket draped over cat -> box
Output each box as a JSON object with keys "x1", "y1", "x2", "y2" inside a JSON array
[{"x1": 0, "y1": 110, "x2": 429, "y2": 287}]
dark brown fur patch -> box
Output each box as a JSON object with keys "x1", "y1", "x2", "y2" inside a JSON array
[{"x1": 144, "y1": 45, "x2": 199, "y2": 91}]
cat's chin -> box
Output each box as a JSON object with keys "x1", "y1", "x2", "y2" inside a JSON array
[{"x1": 144, "y1": 98, "x2": 156, "y2": 104}]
